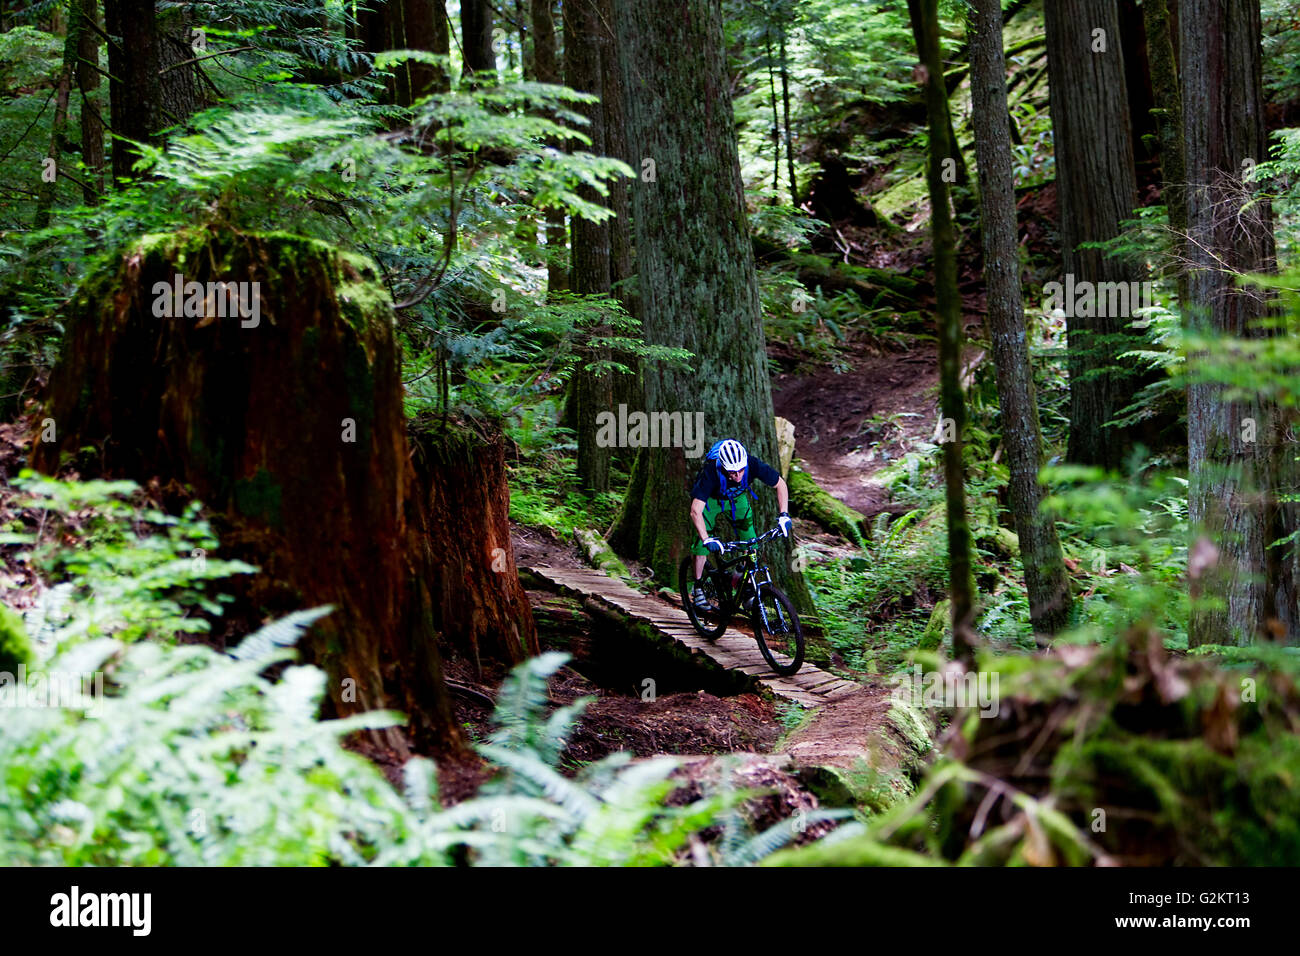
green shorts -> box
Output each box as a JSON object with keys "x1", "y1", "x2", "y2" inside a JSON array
[{"x1": 689, "y1": 494, "x2": 755, "y2": 556}]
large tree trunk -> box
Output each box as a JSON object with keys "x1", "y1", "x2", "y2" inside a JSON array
[
  {"x1": 104, "y1": 0, "x2": 162, "y2": 184},
  {"x1": 565, "y1": 0, "x2": 613, "y2": 494},
  {"x1": 1043, "y1": 0, "x2": 1145, "y2": 469},
  {"x1": 29, "y1": 232, "x2": 526, "y2": 754},
  {"x1": 156, "y1": 6, "x2": 206, "y2": 128},
  {"x1": 609, "y1": 0, "x2": 811, "y2": 612},
  {"x1": 1183, "y1": 0, "x2": 1296, "y2": 645},
  {"x1": 969, "y1": 0, "x2": 1071, "y2": 637},
  {"x1": 360, "y1": 0, "x2": 450, "y2": 104},
  {"x1": 909, "y1": 0, "x2": 976, "y2": 665}
]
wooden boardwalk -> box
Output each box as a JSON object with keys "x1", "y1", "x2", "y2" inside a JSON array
[{"x1": 527, "y1": 566, "x2": 861, "y2": 708}]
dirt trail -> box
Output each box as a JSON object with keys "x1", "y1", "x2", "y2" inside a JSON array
[
  {"x1": 773, "y1": 344, "x2": 941, "y2": 518},
  {"x1": 772, "y1": 338, "x2": 985, "y2": 521}
]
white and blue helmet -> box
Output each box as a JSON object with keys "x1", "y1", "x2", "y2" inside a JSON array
[{"x1": 716, "y1": 439, "x2": 747, "y2": 472}]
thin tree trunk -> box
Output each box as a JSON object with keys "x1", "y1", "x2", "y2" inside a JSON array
[
  {"x1": 1183, "y1": 0, "x2": 1296, "y2": 645},
  {"x1": 778, "y1": 14, "x2": 797, "y2": 207},
  {"x1": 766, "y1": 30, "x2": 780, "y2": 199},
  {"x1": 531, "y1": 0, "x2": 568, "y2": 292},
  {"x1": 969, "y1": 0, "x2": 1071, "y2": 637},
  {"x1": 910, "y1": 0, "x2": 975, "y2": 665},
  {"x1": 566, "y1": 0, "x2": 612, "y2": 494},
  {"x1": 34, "y1": 17, "x2": 76, "y2": 228},
  {"x1": 76, "y1": 0, "x2": 104, "y2": 203},
  {"x1": 517, "y1": 0, "x2": 532, "y2": 77}
]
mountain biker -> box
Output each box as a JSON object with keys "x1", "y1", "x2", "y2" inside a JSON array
[{"x1": 689, "y1": 438, "x2": 792, "y2": 611}]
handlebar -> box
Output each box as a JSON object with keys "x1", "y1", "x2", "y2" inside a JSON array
[{"x1": 719, "y1": 526, "x2": 786, "y2": 553}]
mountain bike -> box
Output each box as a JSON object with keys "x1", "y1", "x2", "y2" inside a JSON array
[{"x1": 676, "y1": 526, "x2": 804, "y2": 677}]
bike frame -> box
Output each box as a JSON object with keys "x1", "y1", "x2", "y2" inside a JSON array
[{"x1": 703, "y1": 528, "x2": 782, "y2": 609}]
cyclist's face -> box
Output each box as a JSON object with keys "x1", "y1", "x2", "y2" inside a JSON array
[{"x1": 725, "y1": 468, "x2": 744, "y2": 483}]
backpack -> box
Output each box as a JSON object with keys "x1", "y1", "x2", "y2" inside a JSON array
[{"x1": 702, "y1": 439, "x2": 757, "y2": 521}]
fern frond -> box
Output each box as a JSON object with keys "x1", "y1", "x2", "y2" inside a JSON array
[
  {"x1": 475, "y1": 743, "x2": 602, "y2": 820},
  {"x1": 231, "y1": 606, "x2": 334, "y2": 662}
]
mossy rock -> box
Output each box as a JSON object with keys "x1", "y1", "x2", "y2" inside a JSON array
[{"x1": 788, "y1": 461, "x2": 868, "y2": 547}]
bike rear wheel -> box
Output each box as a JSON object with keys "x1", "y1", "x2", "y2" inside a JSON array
[
  {"x1": 751, "y1": 584, "x2": 804, "y2": 676},
  {"x1": 678, "y1": 556, "x2": 729, "y2": 639}
]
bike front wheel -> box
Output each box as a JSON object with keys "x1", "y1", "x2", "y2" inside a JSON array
[
  {"x1": 750, "y1": 584, "x2": 804, "y2": 676},
  {"x1": 678, "y1": 556, "x2": 729, "y2": 640}
]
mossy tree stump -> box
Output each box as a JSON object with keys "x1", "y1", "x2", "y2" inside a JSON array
[
  {"x1": 409, "y1": 419, "x2": 539, "y2": 677},
  {"x1": 29, "y1": 229, "x2": 530, "y2": 755}
]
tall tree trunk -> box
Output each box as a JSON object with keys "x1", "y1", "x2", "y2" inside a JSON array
[
  {"x1": 1044, "y1": 0, "x2": 1144, "y2": 469},
  {"x1": 969, "y1": 0, "x2": 1071, "y2": 637},
  {"x1": 77, "y1": 0, "x2": 104, "y2": 203},
  {"x1": 566, "y1": 0, "x2": 613, "y2": 494},
  {"x1": 461, "y1": 0, "x2": 495, "y2": 78},
  {"x1": 910, "y1": 0, "x2": 975, "y2": 665},
  {"x1": 531, "y1": 0, "x2": 568, "y2": 292},
  {"x1": 609, "y1": 0, "x2": 811, "y2": 612},
  {"x1": 1183, "y1": 0, "x2": 1296, "y2": 645},
  {"x1": 104, "y1": 0, "x2": 162, "y2": 184}
]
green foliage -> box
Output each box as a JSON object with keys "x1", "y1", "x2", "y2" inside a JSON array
[
  {"x1": 773, "y1": 630, "x2": 1300, "y2": 866},
  {"x1": 0, "y1": 603, "x2": 34, "y2": 673},
  {"x1": 1258, "y1": 126, "x2": 1300, "y2": 267},
  {"x1": 9, "y1": 473, "x2": 256, "y2": 647},
  {"x1": 0, "y1": 482, "x2": 847, "y2": 866},
  {"x1": 1040, "y1": 463, "x2": 1189, "y2": 645}
]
